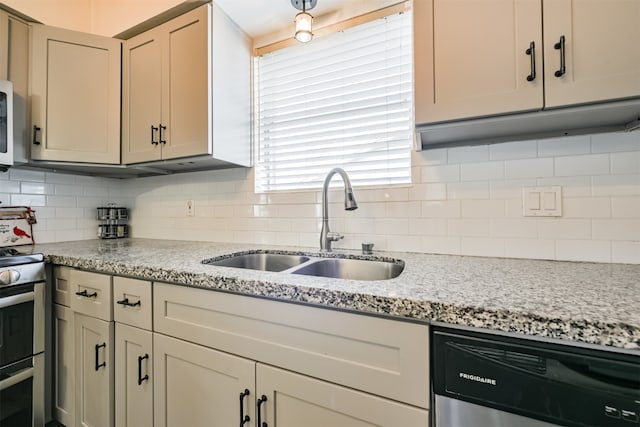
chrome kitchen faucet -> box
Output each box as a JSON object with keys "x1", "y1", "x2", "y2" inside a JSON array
[{"x1": 320, "y1": 168, "x2": 358, "y2": 251}]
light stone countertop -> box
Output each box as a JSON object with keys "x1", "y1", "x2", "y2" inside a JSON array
[{"x1": 29, "y1": 238, "x2": 640, "y2": 351}]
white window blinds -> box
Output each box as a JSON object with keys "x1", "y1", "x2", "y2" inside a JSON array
[{"x1": 255, "y1": 10, "x2": 413, "y2": 192}]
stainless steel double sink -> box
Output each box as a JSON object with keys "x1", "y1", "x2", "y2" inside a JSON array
[{"x1": 202, "y1": 251, "x2": 404, "y2": 281}]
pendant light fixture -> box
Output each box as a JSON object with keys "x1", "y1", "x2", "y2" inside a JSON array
[{"x1": 291, "y1": 0, "x2": 317, "y2": 43}]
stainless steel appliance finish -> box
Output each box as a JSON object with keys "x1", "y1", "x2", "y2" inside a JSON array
[
  {"x1": 0, "y1": 80, "x2": 14, "y2": 171},
  {"x1": 0, "y1": 249, "x2": 45, "y2": 426},
  {"x1": 432, "y1": 325, "x2": 640, "y2": 427}
]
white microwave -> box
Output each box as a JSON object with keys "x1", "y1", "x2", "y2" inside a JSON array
[{"x1": 0, "y1": 80, "x2": 14, "y2": 172}]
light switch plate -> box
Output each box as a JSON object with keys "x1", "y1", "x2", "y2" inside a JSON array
[{"x1": 523, "y1": 186, "x2": 562, "y2": 217}]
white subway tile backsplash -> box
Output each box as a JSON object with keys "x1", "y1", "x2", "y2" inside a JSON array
[
  {"x1": 555, "y1": 154, "x2": 610, "y2": 177},
  {"x1": 489, "y1": 140, "x2": 537, "y2": 160},
  {"x1": 537, "y1": 218, "x2": 591, "y2": 239},
  {"x1": 461, "y1": 237, "x2": 505, "y2": 257},
  {"x1": 610, "y1": 151, "x2": 640, "y2": 174},
  {"x1": 490, "y1": 219, "x2": 537, "y2": 238},
  {"x1": 592, "y1": 219, "x2": 640, "y2": 241},
  {"x1": 422, "y1": 200, "x2": 461, "y2": 218},
  {"x1": 562, "y1": 197, "x2": 611, "y2": 218},
  {"x1": 421, "y1": 164, "x2": 460, "y2": 183},
  {"x1": 591, "y1": 131, "x2": 640, "y2": 153},
  {"x1": 20, "y1": 182, "x2": 52, "y2": 194},
  {"x1": 460, "y1": 161, "x2": 504, "y2": 181},
  {"x1": 505, "y1": 158, "x2": 554, "y2": 179},
  {"x1": 1, "y1": 130, "x2": 638, "y2": 263},
  {"x1": 592, "y1": 174, "x2": 640, "y2": 196},
  {"x1": 556, "y1": 240, "x2": 611, "y2": 263},
  {"x1": 612, "y1": 241, "x2": 640, "y2": 264},
  {"x1": 447, "y1": 219, "x2": 489, "y2": 237},
  {"x1": 505, "y1": 239, "x2": 555, "y2": 260},
  {"x1": 537, "y1": 135, "x2": 590, "y2": 157},
  {"x1": 611, "y1": 196, "x2": 640, "y2": 218},
  {"x1": 460, "y1": 200, "x2": 505, "y2": 218},
  {"x1": 448, "y1": 145, "x2": 489, "y2": 163},
  {"x1": 408, "y1": 183, "x2": 447, "y2": 201},
  {"x1": 447, "y1": 181, "x2": 490, "y2": 200},
  {"x1": 408, "y1": 218, "x2": 448, "y2": 236}
]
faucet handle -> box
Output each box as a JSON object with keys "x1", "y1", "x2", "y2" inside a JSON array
[{"x1": 327, "y1": 232, "x2": 344, "y2": 242}]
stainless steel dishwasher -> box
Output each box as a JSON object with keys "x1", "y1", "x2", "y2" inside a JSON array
[{"x1": 431, "y1": 324, "x2": 640, "y2": 427}]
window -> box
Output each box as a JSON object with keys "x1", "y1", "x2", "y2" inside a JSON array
[{"x1": 254, "y1": 9, "x2": 413, "y2": 192}]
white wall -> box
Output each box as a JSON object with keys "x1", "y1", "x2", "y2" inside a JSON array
[
  {"x1": 0, "y1": 168, "x2": 131, "y2": 242},
  {"x1": 2, "y1": 131, "x2": 639, "y2": 264},
  {"x1": 125, "y1": 131, "x2": 640, "y2": 264}
]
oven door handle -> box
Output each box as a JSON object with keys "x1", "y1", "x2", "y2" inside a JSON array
[
  {"x1": 0, "y1": 366, "x2": 34, "y2": 391},
  {"x1": 0, "y1": 291, "x2": 35, "y2": 309}
]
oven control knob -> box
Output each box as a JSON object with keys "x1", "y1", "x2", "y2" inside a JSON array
[{"x1": 0, "y1": 269, "x2": 20, "y2": 285}]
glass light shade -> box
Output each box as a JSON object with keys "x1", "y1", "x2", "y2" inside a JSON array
[{"x1": 294, "y1": 11, "x2": 313, "y2": 43}]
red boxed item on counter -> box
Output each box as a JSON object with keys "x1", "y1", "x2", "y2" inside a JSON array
[{"x1": 0, "y1": 206, "x2": 37, "y2": 247}]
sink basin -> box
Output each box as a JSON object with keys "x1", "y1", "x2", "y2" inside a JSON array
[
  {"x1": 203, "y1": 253, "x2": 310, "y2": 272},
  {"x1": 291, "y1": 258, "x2": 404, "y2": 281}
]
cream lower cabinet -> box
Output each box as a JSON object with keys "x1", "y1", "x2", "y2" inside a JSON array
[
  {"x1": 115, "y1": 324, "x2": 153, "y2": 427},
  {"x1": 75, "y1": 313, "x2": 114, "y2": 427},
  {"x1": 257, "y1": 364, "x2": 427, "y2": 427},
  {"x1": 153, "y1": 333, "x2": 255, "y2": 427},
  {"x1": 53, "y1": 304, "x2": 75, "y2": 427},
  {"x1": 113, "y1": 277, "x2": 154, "y2": 427},
  {"x1": 153, "y1": 282, "x2": 430, "y2": 426},
  {"x1": 53, "y1": 267, "x2": 115, "y2": 427},
  {"x1": 30, "y1": 24, "x2": 121, "y2": 164}
]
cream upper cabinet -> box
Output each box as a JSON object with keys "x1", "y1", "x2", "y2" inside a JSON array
[
  {"x1": 415, "y1": 0, "x2": 640, "y2": 125},
  {"x1": 0, "y1": 11, "x2": 30, "y2": 164},
  {"x1": 122, "y1": 3, "x2": 251, "y2": 167},
  {"x1": 30, "y1": 24, "x2": 121, "y2": 163},
  {"x1": 414, "y1": 0, "x2": 543, "y2": 123},
  {"x1": 542, "y1": 0, "x2": 640, "y2": 107}
]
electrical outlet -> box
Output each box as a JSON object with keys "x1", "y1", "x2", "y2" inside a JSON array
[{"x1": 187, "y1": 199, "x2": 195, "y2": 217}]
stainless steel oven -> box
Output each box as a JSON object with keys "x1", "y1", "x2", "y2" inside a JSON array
[{"x1": 0, "y1": 249, "x2": 45, "y2": 426}]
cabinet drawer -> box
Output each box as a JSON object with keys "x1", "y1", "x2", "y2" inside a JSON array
[
  {"x1": 154, "y1": 283, "x2": 430, "y2": 409},
  {"x1": 113, "y1": 277, "x2": 152, "y2": 330},
  {"x1": 69, "y1": 269, "x2": 113, "y2": 321},
  {"x1": 53, "y1": 266, "x2": 72, "y2": 306}
]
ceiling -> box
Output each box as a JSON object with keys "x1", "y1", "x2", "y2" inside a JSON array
[{"x1": 213, "y1": 0, "x2": 397, "y2": 39}]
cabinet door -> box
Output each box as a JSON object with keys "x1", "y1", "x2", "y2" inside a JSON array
[
  {"x1": 153, "y1": 333, "x2": 255, "y2": 427},
  {"x1": 115, "y1": 324, "x2": 153, "y2": 427},
  {"x1": 414, "y1": 0, "x2": 543, "y2": 123},
  {"x1": 30, "y1": 25, "x2": 121, "y2": 164},
  {"x1": 543, "y1": 0, "x2": 640, "y2": 107},
  {"x1": 257, "y1": 364, "x2": 428, "y2": 427},
  {"x1": 121, "y1": 28, "x2": 163, "y2": 164},
  {"x1": 75, "y1": 313, "x2": 114, "y2": 427},
  {"x1": 54, "y1": 304, "x2": 75, "y2": 427},
  {"x1": 159, "y1": 5, "x2": 210, "y2": 160}
]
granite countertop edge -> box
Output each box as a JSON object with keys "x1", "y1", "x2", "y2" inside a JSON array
[{"x1": 35, "y1": 239, "x2": 640, "y2": 352}]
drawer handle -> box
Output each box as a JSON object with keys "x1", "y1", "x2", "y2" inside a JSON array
[
  {"x1": 95, "y1": 342, "x2": 106, "y2": 371},
  {"x1": 76, "y1": 289, "x2": 98, "y2": 298},
  {"x1": 137, "y1": 354, "x2": 149, "y2": 385},
  {"x1": 257, "y1": 394, "x2": 268, "y2": 427},
  {"x1": 32, "y1": 125, "x2": 41, "y2": 145},
  {"x1": 116, "y1": 297, "x2": 141, "y2": 307},
  {"x1": 554, "y1": 35, "x2": 566, "y2": 77},
  {"x1": 525, "y1": 41, "x2": 536, "y2": 82},
  {"x1": 151, "y1": 125, "x2": 159, "y2": 145},
  {"x1": 159, "y1": 124, "x2": 167, "y2": 144},
  {"x1": 239, "y1": 388, "x2": 250, "y2": 426}
]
